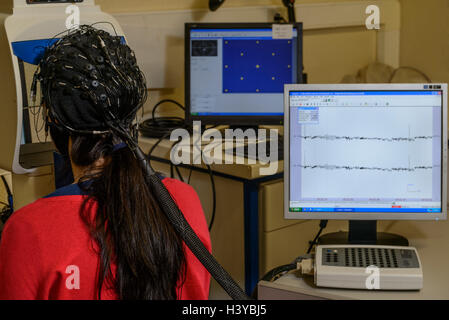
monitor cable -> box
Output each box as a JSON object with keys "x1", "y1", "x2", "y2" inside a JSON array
[
  {"x1": 307, "y1": 220, "x2": 328, "y2": 254},
  {"x1": 0, "y1": 175, "x2": 13, "y2": 225}
]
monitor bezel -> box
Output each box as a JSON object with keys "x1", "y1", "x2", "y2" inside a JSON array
[
  {"x1": 185, "y1": 22, "x2": 303, "y2": 126},
  {"x1": 284, "y1": 83, "x2": 448, "y2": 221}
]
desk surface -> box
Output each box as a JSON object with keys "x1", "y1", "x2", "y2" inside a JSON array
[
  {"x1": 139, "y1": 136, "x2": 283, "y2": 180},
  {"x1": 259, "y1": 219, "x2": 449, "y2": 300}
]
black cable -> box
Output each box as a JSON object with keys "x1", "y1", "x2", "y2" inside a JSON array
[
  {"x1": 206, "y1": 164, "x2": 216, "y2": 231},
  {"x1": 129, "y1": 145, "x2": 249, "y2": 300},
  {"x1": 251, "y1": 264, "x2": 296, "y2": 299},
  {"x1": 89, "y1": 21, "x2": 119, "y2": 37},
  {"x1": 152, "y1": 99, "x2": 185, "y2": 119},
  {"x1": 251, "y1": 254, "x2": 310, "y2": 299},
  {"x1": 189, "y1": 127, "x2": 218, "y2": 231},
  {"x1": 1, "y1": 176, "x2": 12, "y2": 200},
  {"x1": 1, "y1": 176, "x2": 12, "y2": 213},
  {"x1": 147, "y1": 131, "x2": 173, "y2": 172},
  {"x1": 140, "y1": 116, "x2": 187, "y2": 139},
  {"x1": 170, "y1": 163, "x2": 174, "y2": 179},
  {"x1": 146, "y1": 120, "x2": 217, "y2": 231},
  {"x1": 187, "y1": 168, "x2": 193, "y2": 184},
  {"x1": 174, "y1": 165, "x2": 185, "y2": 183},
  {"x1": 0, "y1": 176, "x2": 13, "y2": 224},
  {"x1": 307, "y1": 220, "x2": 328, "y2": 254},
  {"x1": 140, "y1": 99, "x2": 188, "y2": 139},
  {"x1": 260, "y1": 264, "x2": 296, "y2": 282}
]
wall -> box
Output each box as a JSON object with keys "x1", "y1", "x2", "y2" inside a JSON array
[
  {"x1": 96, "y1": 0, "x2": 358, "y2": 13},
  {"x1": 97, "y1": 0, "x2": 378, "y2": 117},
  {"x1": 0, "y1": 0, "x2": 381, "y2": 119},
  {"x1": 400, "y1": 0, "x2": 449, "y2": 84},
  {"x1": 0, "y1": 1, "x2": 12, "y2": 14}
]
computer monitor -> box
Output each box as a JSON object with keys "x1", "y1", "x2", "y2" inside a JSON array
[
  {"x1": 185, "y1": 22, "x2": 303, "y2": 127},
  {"x1": 284, "y1": 84, "x2": 448, "y2": 245}
]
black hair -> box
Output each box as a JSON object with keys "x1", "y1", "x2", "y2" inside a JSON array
[{"x1": 35, "y1": 25, "x2": 186, "y2": 300}]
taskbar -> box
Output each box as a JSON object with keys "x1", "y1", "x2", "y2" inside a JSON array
[
  {"x1": 289, "y1": 207, "x2": 442, "y2": 213},
  {"x1": 191, "y1": 112, "x2": 283, "y2": 116}
]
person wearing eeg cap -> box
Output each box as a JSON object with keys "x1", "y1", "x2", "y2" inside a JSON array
[{"x1": 0, "y1": 25, "x2": 212, "y2": 300}]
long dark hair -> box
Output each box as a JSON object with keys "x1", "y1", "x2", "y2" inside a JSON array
[
  {"x1": 69, "y1": 133, "x2": 186, "y2": 300},
  {"x1": 39, "y1": 25, "x2": 187, "y2": 300}
]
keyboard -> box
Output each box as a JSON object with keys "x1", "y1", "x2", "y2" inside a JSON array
[{"x1": 225, "y1": 138, "x2": 284, "y2": 161}]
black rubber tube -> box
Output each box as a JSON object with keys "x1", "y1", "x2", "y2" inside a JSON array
[{"x1": 133, "y1": 147, "x2": 250, "y2": 300}]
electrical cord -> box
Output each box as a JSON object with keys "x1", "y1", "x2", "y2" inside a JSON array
[
  {"x1": 144, "y1": 100, "x2": 218, "y2": 231},
  {"x1": 140, "y1": 116, "x2": 187, "y2": 139},
  {"x1": 307, "y1": 220, "x2": 328, "y2": 254},
  {"x1": 206, "y1": 164, "x2": 216, "y2": 231},
  {"x1": 187, "y1": 168, "x2": 194, "y2": 184},
  {"x1": 139, "y1": 99, "x2": 188, "y2": 139},
  {"x1": 190, "y1": 128, "x2": 218, "y2": 231},
  {"x1": 0, "y1": 176, "x2": 13, "y2": 224},
  {"x1": 158, "y1": 139, "x2": 217, "y2": 231},
  {"x1": 0, "y1": 207, "x2": 12, "y2": 225},
  {"x1": 251, "y1": 254, "x2": 311, "y2": 299},
  {"x1": 173, "y1": 164, "x2": 184, "y2": 183}
]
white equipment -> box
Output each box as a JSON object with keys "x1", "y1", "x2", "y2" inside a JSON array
[
  {"x1": 0, "y1": 0, "x2": 125, "y2": 174},
  {"x1": 0, "y1": 1, "x2": 125, "y2": 208},
  {"x1": 315, "y1": 245, "x2": 423, "y2": 290}
]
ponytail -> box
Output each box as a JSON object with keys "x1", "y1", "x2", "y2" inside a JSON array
[{"x1": 72, "y1": 134, "x2": 186, "y2": 300}]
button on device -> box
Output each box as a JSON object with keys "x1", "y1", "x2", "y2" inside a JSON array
[{"x1": 400, "y1": 250, "x2": 412, "y2": 259}]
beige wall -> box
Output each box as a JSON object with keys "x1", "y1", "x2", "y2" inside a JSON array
[
  {"x1": 0, "y1": 0, "x2": 12, "y2": 14},
  {"x1": 96, "y1": 0, "x2": 356, "y2": 13},
  {"x1": 400, "y1": 0, "x2": 449, "y2": 83},
  {"x1": 98, "y1": 0, "x2": 378, "y2": 115}
]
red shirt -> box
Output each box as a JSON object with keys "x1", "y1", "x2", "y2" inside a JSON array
[{"x1": 0, "y1": 178, "x2": 211, "y2": 300}]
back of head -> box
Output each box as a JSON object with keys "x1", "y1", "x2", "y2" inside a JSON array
[
  {"x1": 36, "y1": 25, "x2": 147, "y2": 137},
  {"x1": 34, "y1": 25, "x2": 185, "y2": 300}
]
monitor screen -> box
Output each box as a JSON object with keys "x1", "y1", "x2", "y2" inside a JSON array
[
  {"x1": 185, "y1": 23, "x2": 303, "y2": 125},
  {"x1": 285, "y1": 84, "x2": 448, "y2": 221}
]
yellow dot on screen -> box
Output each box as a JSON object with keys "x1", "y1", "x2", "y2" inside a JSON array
[{"x1": 256, "y1": 65, "x2": 260, "y2": 68}]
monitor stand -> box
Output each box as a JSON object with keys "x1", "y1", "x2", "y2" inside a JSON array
[{"x1": 318, "y1": 220, "x2": 409, "y2": 246}]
